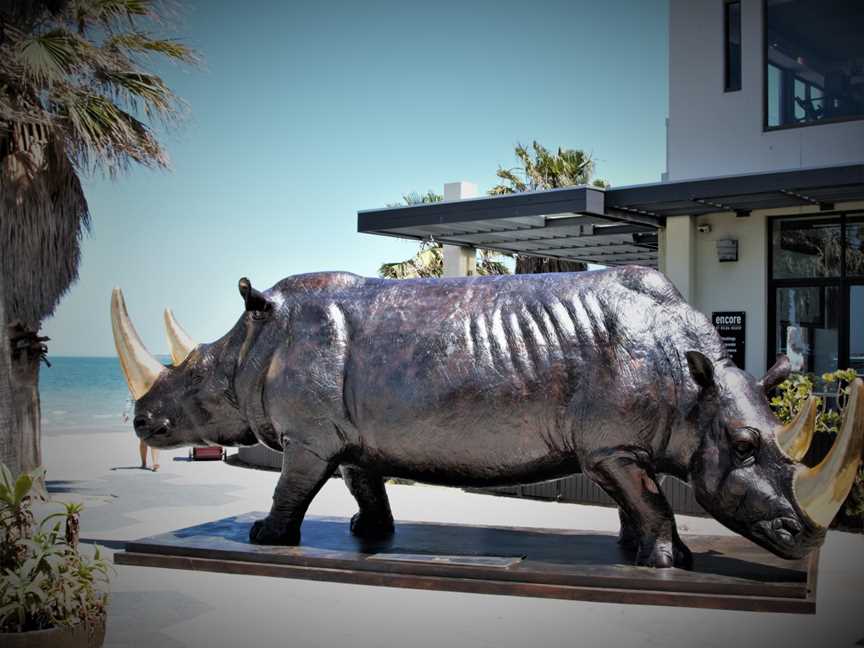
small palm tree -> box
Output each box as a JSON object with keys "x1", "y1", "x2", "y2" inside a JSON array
[
  {"x1": 378, "y1": 191, "x2": 510, "y2": 279},
  {"x1": 0, "y1": 0, "x2": 197, "y2": 475},
  {"x1": 491, "y1": 141, "x2": 608, "y2": 274}
]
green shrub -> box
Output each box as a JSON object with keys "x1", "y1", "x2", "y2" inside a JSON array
[{"x1": 0, "y1": 465, "x2": 111, "y2": 633}]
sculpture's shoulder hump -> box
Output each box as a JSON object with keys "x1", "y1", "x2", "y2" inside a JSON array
[
  {"x1": 269, "y1": 272, "x2": 366, "y2": 297},
  {"x1": 609, "y1": 265, "x2": 684, "y2": 307}
]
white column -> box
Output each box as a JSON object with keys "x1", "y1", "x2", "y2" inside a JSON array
[
  {"x1": 442, "y1": 181, "x2": 477, "y2": 277},
  {"x1": 663, "y1": 215, "x2": 696, "y2": 303}
]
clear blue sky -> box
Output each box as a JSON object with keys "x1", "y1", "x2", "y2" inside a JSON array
[{"x1": 42, "y1": 0, "x2": 670, "y2": 356}]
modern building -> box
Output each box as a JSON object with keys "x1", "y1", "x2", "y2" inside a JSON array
[{"x1": 358, "y1": 0, "x2": 864, "y2": 381}]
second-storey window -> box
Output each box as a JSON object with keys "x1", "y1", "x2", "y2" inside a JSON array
[
  {"x1": 765, "y1": 0, "x2": 864, "y2": 129},
  {"x1": 724, "y1": 1, "x2": 742, "y2": 92}
]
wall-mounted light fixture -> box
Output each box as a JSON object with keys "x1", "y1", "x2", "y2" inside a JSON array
[{"x1": 716, "y1": 238, "x2": 739, "y2": 262}]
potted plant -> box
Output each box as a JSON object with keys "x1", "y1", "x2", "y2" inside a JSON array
[{"x1": 0, "y1": 464, "x2": 111, "y2": 647}]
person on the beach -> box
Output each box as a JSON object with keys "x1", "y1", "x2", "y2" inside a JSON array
[{"x1": 139, "y1": 438, "x2": 160, "y2": 472}]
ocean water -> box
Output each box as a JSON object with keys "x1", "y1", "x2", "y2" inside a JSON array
[{"x1": 39, "y1": 356, "x2": 167, "y2": 435}]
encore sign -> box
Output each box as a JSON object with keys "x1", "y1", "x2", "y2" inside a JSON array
[{"x1": 712, "y1": 311, "x2": 746, "y2": 370}]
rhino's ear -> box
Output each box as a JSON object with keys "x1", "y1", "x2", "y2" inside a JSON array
[
  {"x1": 686, "y1": 351, "x2": 715, "y2": 391},
  {"x1": 238, "y1": 277, "x2": 272, "y2": 313},
  {"x1": 758, "y1": 354, "x2": 791, "y2": 394}
]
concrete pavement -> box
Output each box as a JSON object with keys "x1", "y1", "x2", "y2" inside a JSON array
[{"x1": 41, "y1": 430, "x2": 864, "y2": 648}]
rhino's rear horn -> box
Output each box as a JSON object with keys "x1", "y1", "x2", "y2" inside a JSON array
[
  {"x1": 776, "y1": 395, "x2": 817, "y2": 462},
  {"x1": 238, "y1": 277, "x2": 272, "y2": 313},
  {"x1": 759, "y1": 355, "x2": 792, "y2": 394},
  {"x1": 164, "y1": 308, "x2": 198, "y2": 366}
]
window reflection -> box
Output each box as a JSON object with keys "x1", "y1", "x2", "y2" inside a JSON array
[
  {"x1": 847, "y1": 216, "x2": 864, "y2": 276},
  {"x1": 772, "y1": 218, "x2": 842, "y2": 279},
  {"x1": 852, "y1": 287, "x2": 864, "y2": 376},
  {"x1": 775, "y1": 286, "x2": 839, "y2": 376},
  {"x1": 765, "y1": 0, "x2": 864, "y2": 128}
]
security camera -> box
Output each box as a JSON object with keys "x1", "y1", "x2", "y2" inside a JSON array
[{"x1": 697, "y1": 224, "x2": 712, "y2": 234}]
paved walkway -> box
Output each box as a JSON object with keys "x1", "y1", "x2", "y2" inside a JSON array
[{"x1": 42, "y1": 431, "x2": 864, "y2": 648}]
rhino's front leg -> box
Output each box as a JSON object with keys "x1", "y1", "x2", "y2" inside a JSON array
[
  {"x1": 586, "y1": 450, "x2": 692, "y2": 569},
  {"x1": 250, "y1": 442, "x2": 338, "y2": 546},
  {"x1": 341, "y1": 465, "x2": 394, "y2": 540},
  {"x1": 617, "y1": 508, "x2": 641, "y2": 550}
]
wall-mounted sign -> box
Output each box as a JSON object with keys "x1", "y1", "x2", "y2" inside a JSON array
[
  {"x1": 712, "y1": 311, "x2": 746, "y2": 369},
  {"x1": 716, "y1": 238, "x2": 739, "y2": 262}
]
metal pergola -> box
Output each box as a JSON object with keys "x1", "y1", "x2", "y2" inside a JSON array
[{"x1": 357, "y1": 164, "x2": 864, "y2": 268}]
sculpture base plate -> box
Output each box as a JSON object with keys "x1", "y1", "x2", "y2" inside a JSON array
[{"x1": 115, "y1": 513, "x2": 818, "y2": 614}]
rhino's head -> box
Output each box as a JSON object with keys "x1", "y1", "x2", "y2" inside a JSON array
[
  {"x1": 686, "y1": 351, "x2": 864, "y2": 559},
  {"x1": 110, "y1": 279, "x2": 271, "y2": 449}
]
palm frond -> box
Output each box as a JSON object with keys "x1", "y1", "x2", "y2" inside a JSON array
[
  {"x1": 16, "y1": 29, "x2": 82, "y2": 83},
  {"x1": 73, "y1": 0, "x2": 149, "y2": 33},
  {"x1": 62, "y1": 90, "x2": 167, "y2": 172},
  {"x1": 97, "y1": 70, "x2": 181, "y2": 121},
  {"x1": 104, "y1": 32, "x2": 197, "y2": 64}
]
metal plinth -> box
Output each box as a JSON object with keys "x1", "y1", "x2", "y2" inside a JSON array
[{"x1": 115, "y1": 513, "x2": 818, "y2": 614}]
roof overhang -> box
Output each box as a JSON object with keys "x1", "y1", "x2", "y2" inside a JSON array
[{"x1": 357, "y1": 164, "x2": 864, "y2": 268}]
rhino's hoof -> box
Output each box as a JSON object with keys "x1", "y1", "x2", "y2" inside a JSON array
[
  {"x1": 636, "y1": 539, "x2": 692, "y2": 569},
  {"x1": 249, "y1": 518, "x2": 301, "y2": 546},
  {"x1": 350, "y1": 511, "x2": 395, "y2": 540}
]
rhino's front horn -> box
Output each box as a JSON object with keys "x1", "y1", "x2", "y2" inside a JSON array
[
  {"x1": 163, "y1": 308, "x2": 197, "y2": 366},
  {"x1": 111, "y1": 288, "x2": 166, "y2": 400},
  {"x1": 793, "y1": 378, "x2": 864, "y2": 529},
  {"x1": 777, "y1": 396, "x2": 817, "y2": 462}
]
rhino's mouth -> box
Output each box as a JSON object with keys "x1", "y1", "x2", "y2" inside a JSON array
[
  {"x1": 752, "y1": 516, "x2": 803, "y2": 552},
  {"x1": 133, "y1": 415, "x2": 171, "y2": 440}
]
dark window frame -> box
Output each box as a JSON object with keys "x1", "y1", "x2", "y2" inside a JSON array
[
  {"x1": 724, "y1": 0, "x2": 742, "y2": 92},
  {"x1": 761, "y1": 0, "x2": 864, "y2": 132},
  {"x1": 766, "y1": 211, "x2": 864, "y2": 377}
]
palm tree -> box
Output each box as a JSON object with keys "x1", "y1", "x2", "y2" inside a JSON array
[
  {"x1": 379, "y1": 142, "x2": 609, "y2": 279},
  {"x1": 0, "y1": 0, "x2": 197, "y2": 475},
  {"x1": 491, "y1": 141, "x2": 608, "y2": 274},
  {"x1": 378, "y1": 191, "x2": 510, "y2": 279}
]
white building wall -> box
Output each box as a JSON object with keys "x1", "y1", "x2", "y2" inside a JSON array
[
  {"x1": 691, "y1": 211, "x2": 768, "y2": 375},
  {"x1": 667, "y1": 0, "x2": 864, "y2": 181},
  {"x1": 665, "y1": 200, "x2": 864, "y2": 378}
]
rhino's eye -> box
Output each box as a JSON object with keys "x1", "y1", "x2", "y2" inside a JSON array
[
  {"x1": 190, "y1": 374, "x2": 204, "y2": 386},
  {"x1": 729, "y1": 427, "x2": 759, "y2": 464}
]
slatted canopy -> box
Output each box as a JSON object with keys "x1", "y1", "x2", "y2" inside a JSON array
[{"x1": 357, "y1": 164, "x2": 864, "y2": 268}]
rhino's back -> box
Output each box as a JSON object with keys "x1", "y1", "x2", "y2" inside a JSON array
[{"x1": 321, "y1": 268, "x2": 713, "y2": 467}]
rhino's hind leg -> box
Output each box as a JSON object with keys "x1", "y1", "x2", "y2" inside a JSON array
[
  {"x1": 341, "y1": 465, "x2": 395, "y2": 540},
  {"x1": 250, "y1": 443, "x2": 338, "y2": 546},
  {"x1": 587, "y1": 451, "x2": 692, "y2": 569}
]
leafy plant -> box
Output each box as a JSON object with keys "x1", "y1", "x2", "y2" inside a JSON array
[
  {"x1": 770, "y1": 368, "x2": 864, "y2": 523},
  {"x1": 378, "y1": 191, "x2": 510, "y2": 279},
  {"x1": 0, "y1": 463, "x2": 111, "y2": 634}
]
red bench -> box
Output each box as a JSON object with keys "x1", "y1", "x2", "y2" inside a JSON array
[{"x1": 189, "y1": 446, "x2": 224, "y2": 461}]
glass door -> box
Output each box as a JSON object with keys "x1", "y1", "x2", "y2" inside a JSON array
[{"x1": 850, "y1": 285, "x2": 864, "y2": 376}]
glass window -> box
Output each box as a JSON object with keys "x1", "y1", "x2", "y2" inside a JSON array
[
  {"x1": 772, "y1": 217, "x2": 842, "y2": 279},
  {"x1": 767, "y1": 64, "x2": 782, "y2": 127},
  {"x1": 847, "y1": 215, "x2": 864, "y2": 277},
  {"x1": 775, "y1": 286, "x2": 840, "y2": 376},
  {"x1": 765, "y1": 0, "x2": 864, "y2": 128},
  {"x1": 851, "y1": 287, "x2": 864, "y2": 376},
  {"x1": 725, "y1": 1, "x2": 742, "y2": 92}
]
